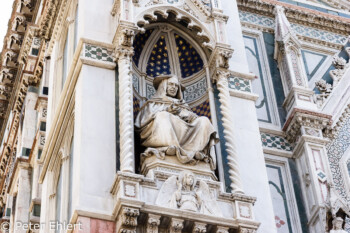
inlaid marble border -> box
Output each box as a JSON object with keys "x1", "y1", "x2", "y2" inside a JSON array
[
  {"x1": 83, "y1": 44, "x2": 114, "y2": 63},
  {"x1": 261, "y1": 132, "x2": 293, "y2": 152},
  {"x1": 228, "y1": 76, "x2": 251, "y2": 93}
]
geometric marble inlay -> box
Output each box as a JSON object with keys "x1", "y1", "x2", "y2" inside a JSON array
[
  {"x1": 261, "y1": 133, "x2": 293, "y2": 152},
  {"x1": 228, "y1": 76, "x2": 251, "y2": 92},
  {"x1": 316, "y1": 169, "x2": 327, "y2": 183}
]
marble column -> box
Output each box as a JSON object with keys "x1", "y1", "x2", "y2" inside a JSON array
[
  {"x1": 13, "y1": 165, "x2": 31, "y2": 233},
  {"x1": 116, "y1": 47, "x2": 135, "y2": 173},
  {"x1": 214, "y1": 69, "x2": 243, "y2": 194}
]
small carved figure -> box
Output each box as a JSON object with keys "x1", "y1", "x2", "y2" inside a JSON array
[
  {"x1": 155, "y1": 170, "x2": 222, "y2": 216},
  {"x1": 330, "y1": 56, "x2": 349, "y2": 87},
  {"x1": 135, "y1": 75, "x2": 219, "y2": 170},
  {"x1": 330, "y1": 217, "x2": 347, "y2": 233},
  {"x1": 314, "y1": 79, "x2": 332, "y2": 108}
]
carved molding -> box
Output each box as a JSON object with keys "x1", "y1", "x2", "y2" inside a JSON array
[
  {"x1": 216, "y1": 226, "x2": 229, "y2": 233},
  {"x1": 283, "y1": 109, "x2": 332, "y2": 143},
  {"x1": 237, "y1": 0, "x2": 350, "y2": 35},
  {"x1": 239, "y1": 227, "x2": 257, "y2": 233},
  {"x1": 39, "y1": 0, "x2": 59, "y2": 40}
]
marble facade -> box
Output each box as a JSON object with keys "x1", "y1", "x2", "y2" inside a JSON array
[{"x1": 0, "y1": 0, "x2": 349, "y2": 232}]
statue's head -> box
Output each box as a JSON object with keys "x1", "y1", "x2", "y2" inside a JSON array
[
  {"x1": 166, "y1": 76, "x2": 179, "y2": 97},
  {"x1": 333, "y1": 217, "x2": 344, "y2": 230},
  {"x1": 153, "y1": 75, "x2": 185, "y2": 100},
  {"x1": 179, "y1": 170, "x2": 196, "y2": 190}
]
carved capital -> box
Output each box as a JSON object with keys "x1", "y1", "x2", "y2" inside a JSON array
[
  {"x1": 212, "y1": 68, "x2": 230, "y2": 85},
  {"x1": 193, "y1": 222, "x2": 207, "y2": 233},
  {"x1": 116, "y1": 47, "x2": 134, "y2": 61},
  {"x1": 116, "y1": 24, "x2": 137, "y2": 47},
  {"x1": 169, "y1": 218, "x2": 184, "y2": 233},
  {"x1": 239, "y1": 227, "x2": 257, "y2": 233},
  {"x1": 216, "y1": 47, "x2": 233, "y2": 69},
  {"x1": 121, "y1": 207, "x2": 139, "y2": 226},
  {"x1": 216, "y1": 226, "x2": 229, "y2": 233},
  {"x1": 117, "y1": 207, "x2": 140, "y2": 233},
  {"x1": 146, "y1": 214, "x2": 161, "y2": 233},
  {"x1": 212, "y1": 12, "x2": 229, "y2": 22}
]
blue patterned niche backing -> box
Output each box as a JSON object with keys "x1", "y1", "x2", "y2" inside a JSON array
[
  {"x1": 174, "y1": 34, "x2": 203, "y2": 78},
  {"x1": 133, "y1": 29, "x2": 153, "y2": 67},
  {"x1": 327, "y1": 115, "x2": 350, "y2": 202},
  {"x1": 146, "y1": 35, "x2": 171, "y2": 78}
]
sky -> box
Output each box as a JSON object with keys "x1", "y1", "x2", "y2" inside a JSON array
[{"x1": 0, "y1": 1, "x2": 14, "y2": 50}]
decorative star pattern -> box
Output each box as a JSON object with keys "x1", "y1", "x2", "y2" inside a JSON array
[
  {"x1": 146, "y1": 36, "x2": 171, "y2": 78},
  {"x1": 174, "y1": 34, "x2": 203, "y2": 78},
  {"x1": 133, "y1": 29, "x2": 153, "y2": 67}
]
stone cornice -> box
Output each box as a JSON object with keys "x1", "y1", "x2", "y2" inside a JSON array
[
  {"x1": 321, "y1": 0, "x2": 350, "y2": 12},
  {"x1": 237, "y1": 0, "x2": 350, "y2": 35},
  {"x1": 282, "y1": 108, "x2": 332, "y2": 143}
]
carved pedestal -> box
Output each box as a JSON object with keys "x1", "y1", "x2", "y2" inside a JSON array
[{"x1": 141, "y1": 155, "x2": 217, "y2": 181}]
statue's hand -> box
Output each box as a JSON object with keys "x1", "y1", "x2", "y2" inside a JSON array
[
  {"x1": 180, "y1": 110, "x2": 198, "y2": 123},
  {"x1": 167, "y1": 104, "x2": 181, "y2": 115}
]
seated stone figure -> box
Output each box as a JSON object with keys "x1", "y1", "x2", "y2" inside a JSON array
[{"x1": 135, "y1": 75, "x2": 219, "y2": 170}]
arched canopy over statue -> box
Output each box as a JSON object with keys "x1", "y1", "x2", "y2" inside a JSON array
[{"x1": 135, "y1": 75, "x2": 219, "y2": 170}]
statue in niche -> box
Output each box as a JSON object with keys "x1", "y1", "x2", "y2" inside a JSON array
[
  {"x1": 330, "y1": 217, "x2": 347, "y2": 233},
  {"x1": 155, "y1": 170, "x2": 222, "y2": 216},
  {"x1": 135, "y1": 75, "x2": 219, "y2": 170}
]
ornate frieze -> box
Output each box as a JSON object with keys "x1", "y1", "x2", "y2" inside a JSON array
[
  {"x1": 237, "y1": 0, "x2": 350, "y2": 35},
  {"x1": 239, "y1": 11, "x2": 348, "y2": 46},
  {"x1": 283, "y1": 109, "x2": 332, "y2": 143},
  {"x1": 39, "y1": 0, "x2": 59, "y2": 40}
]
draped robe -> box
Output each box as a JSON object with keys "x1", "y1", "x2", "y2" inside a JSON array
[{"x1": 135, "y1": 78, "x2": 219, "y2": 170}]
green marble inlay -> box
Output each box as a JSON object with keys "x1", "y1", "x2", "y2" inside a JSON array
[
  {"x1": 228, "y1": 76, "x2": 251, "y2": 92},
  {"x1": 85, "y1": 44, "x2": 114, "y2": 63}
]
